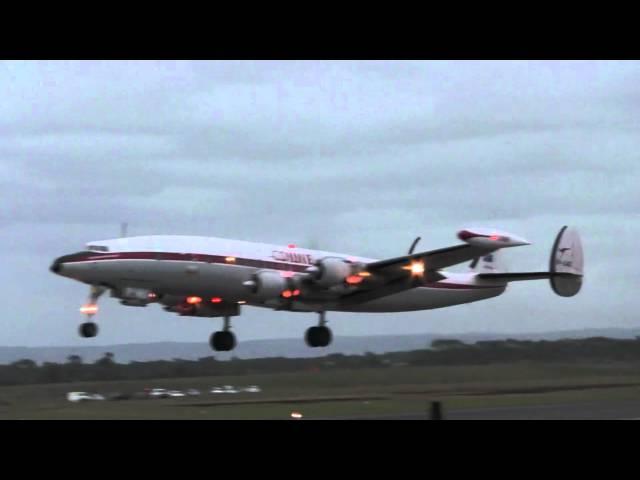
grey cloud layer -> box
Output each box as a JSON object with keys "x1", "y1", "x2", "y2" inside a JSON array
[{"x1": 1, "y1": 60, "x2": 638, "y2": 346}]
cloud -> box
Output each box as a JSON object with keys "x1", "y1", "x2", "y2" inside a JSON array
[{"x1": 1, "y1": 60, "x2": 638, "y2": 346}]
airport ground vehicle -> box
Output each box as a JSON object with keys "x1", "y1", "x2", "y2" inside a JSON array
[{"x1": 67, "y1": 392, "x2": 104, "y2": 402}]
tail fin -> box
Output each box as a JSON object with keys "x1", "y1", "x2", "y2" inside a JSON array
[
  {"x1": 469, "y1": 250, "x2": 507, "y2": 274},
  {"x1": 476, "y1": 226, "x2": 584, "y2": 297},
  {"x1": 549, "y1": 226, "x2": 583, "y2": 296}
]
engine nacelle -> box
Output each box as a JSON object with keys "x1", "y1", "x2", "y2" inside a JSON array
[
  {"x1": 165, "y1": 302, "x2": 240, "y2": 317},
  {"x1": 311, "y1": 257, "x2": 354, "y2": 287},
  {"x1": 196, "y1": 302, "x2": 240, "y2": 317},
  {"x1": 457, "y1": 228, "x2": 530, "y2": 249},
  {"x1": 113, "y1": 287, "x2": 156, "y2": 307},
  {"x1": 120, "y1": 299, "x2": 149, "y2": 307},
  {"x1": 244, "y1": 270, "x2": 287, "y2": 301}
]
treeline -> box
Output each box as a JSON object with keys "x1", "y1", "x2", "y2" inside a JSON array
[{"x1": 2, "y1": 336, "x2": 640, "y2": 386}]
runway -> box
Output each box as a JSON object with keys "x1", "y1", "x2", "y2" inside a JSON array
[{"x1": 325, "y1": 400, "x2": 640, "y2": 420}]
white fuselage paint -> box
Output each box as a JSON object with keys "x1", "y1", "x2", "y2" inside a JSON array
[{"x1": 56, "y1": 235, "x2": 507, "y2": 313}]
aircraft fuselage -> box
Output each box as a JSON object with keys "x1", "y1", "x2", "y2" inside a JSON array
[{"x1": 51, "y1": 235, "x2": 505, "y2": 313}]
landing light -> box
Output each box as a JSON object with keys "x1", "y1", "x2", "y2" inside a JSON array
[
  {"x1": 80, "y1": 304, "x2": 98, "y2": 315},
  {"x1": 186, "y1": 296, "x2": 202, "y2": 305},
  {"x1": 281, "y1": 290, "x2": 293, "y2": 298},
  {"x1": 358, "y1": 271, "x2": 371, "y2": 277},
  {"x1": 225, "y1": 256, "x2": 236, "y2": 263},
  {"x1": 237, "y1": 300, "x2": 246, "y2": 304}
]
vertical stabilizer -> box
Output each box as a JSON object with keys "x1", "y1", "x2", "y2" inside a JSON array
[
  {"x1": 549, "y1": 226, "x2": 583, "y2": 296},
  {"x1": 469, "y1": 250, "x2": 506, "y2": 274}
]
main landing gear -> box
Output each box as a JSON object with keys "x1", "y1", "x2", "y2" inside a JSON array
[
  {"x1": 78, "y1": 286, "x2": 106, "y2": 338},
  {"x1": 210, "y1": 316, "x2": 237, "y2": 352},
  {"x1": 305, "y1": 311, "x2": 332, "y2": 348}
]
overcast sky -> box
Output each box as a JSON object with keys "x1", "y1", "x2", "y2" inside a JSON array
[{"x1": 1, "y1": 60, "x2": 638, "y2": 347}]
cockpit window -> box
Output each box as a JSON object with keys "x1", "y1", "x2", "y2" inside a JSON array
[{"x1": 87, "y1": 245, "x2": 109, "y2": 252}]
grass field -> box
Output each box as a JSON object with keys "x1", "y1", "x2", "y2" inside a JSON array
[{"x1": 2, "y1": 362, "x2": 640, "y2": 419}]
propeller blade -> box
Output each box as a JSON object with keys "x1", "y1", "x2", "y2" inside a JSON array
[{"x1": 408, "y1": 236, "x2": 421, "y2": 255}]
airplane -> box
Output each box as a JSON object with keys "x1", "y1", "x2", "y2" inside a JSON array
[{"x1": 50, "y1": 226, "x2": 584, "y2": 352}]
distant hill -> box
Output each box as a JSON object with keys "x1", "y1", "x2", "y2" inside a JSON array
[{"x1": 1, "y1": 328, "x2": 639, "y2": 365}]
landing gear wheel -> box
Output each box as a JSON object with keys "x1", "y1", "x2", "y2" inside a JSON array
[
  {"x1": 305, "y1": 326, "x2": 332, "y2": 347},
  {"x1": 210, "y1": 330, "x2": 236, "y2": 351},
  {"x1": 79, "y1": 322, "x2": 98, "y2": 338}
]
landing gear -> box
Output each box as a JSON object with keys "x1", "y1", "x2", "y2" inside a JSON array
[
  {"x1": 305, "y1": 312, "x2": 332, "y2": 348},
  {"x1": 209, "y1": 316, "x2": 237, "y2": 351},
  {"x1": 79, "y1": 322, "x2": 98, "y2": 338},
  {"x1": 210, "y1": 331, "x2": 236, "y2": 351},
  {"x1": 305, "y1": 326, "x2": 332, "y2": 347},
  {"x1": 78, "y1": 285, "x2": 106, "y2": 338}
]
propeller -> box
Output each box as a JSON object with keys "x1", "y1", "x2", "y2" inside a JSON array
[{"x1": 408, "y1": 236, "x2": 421, "y2": 255}]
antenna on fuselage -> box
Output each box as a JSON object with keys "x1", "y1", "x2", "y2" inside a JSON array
[{"x1": 120, "y1": 222, "x2": 128, "y2": 238}]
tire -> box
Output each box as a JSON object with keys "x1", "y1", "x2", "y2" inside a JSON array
[
  {"x1": 223, "y1": 331, "x2": 236, "y2": 351},
  {"x1": 79, "y1": 322, "x2": 98, "y2": 338},
  {"x1": 210, "y1": 331, "x2": 236, "y2": 351},
  {"x1": 305, "y1": 326, "x2": 332, "y2": 347},
  {"x1": 305, "y1": 326, "x2": 319, "y2": 347},
  {"x1": 317, "y1": 326, "x2": 332, "y2": 347}
]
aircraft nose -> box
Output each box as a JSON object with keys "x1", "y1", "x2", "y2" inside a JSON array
[
  {"x1": 50, "y1": 257, "x2": 63, "y2": 274},
  {"x1": 49, "y1": 251, "x2": 92, "y2": 276}
]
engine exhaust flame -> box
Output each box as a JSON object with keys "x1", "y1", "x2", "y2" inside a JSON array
[{"x1": 402, "y1": 261, "x2": 425, "y2": 276}]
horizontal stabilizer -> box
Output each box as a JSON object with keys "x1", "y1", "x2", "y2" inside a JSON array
[{"x1": 477, "y1": 272, "x2": 578, "y2": 282}]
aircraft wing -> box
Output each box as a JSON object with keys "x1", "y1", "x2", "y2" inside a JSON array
[
  {"x1": 365, "y1": 244, "x2": 495, "y2": 273},
  {"x1": 332, "y1": 243, "x2": 497, "y2": 307}
]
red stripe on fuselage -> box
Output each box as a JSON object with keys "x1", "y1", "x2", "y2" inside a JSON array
[{"x1": 64, "y1": 251, "x2": 311, "y2": 273}]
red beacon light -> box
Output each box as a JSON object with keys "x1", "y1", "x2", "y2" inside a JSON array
[
  {"x1": 210, "y1": 297, "x2": 222, "y2": 304},
  {"x1": 287, "y1": 244, "x2": 296, "y2": 249},
  {"x1": 345, "y1": 275, "x2": 364, "y2": 285}
]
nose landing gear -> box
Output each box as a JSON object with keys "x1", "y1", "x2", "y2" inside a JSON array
[
  {"x1": 305, "y1": 312, "x2": 332, "y2": 348},
  {"x1": 78, "y1": 286, "x2": 106, "y2": 338},
  {"x1": 79, "y1": 321, "x2": 98, "y2": 338}
]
